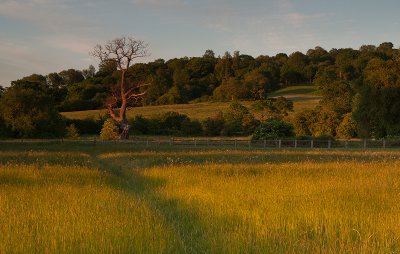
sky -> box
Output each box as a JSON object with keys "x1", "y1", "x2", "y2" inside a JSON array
[{"x1": 1, "y1": 0, "x2": 400, "y2": 86}]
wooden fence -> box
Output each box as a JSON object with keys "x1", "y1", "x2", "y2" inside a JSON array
[{"x1": 2, "y1": 138, "x2": 400, "y2": 149}]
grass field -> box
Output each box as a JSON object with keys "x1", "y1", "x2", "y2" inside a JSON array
[
  {"x1": 61, "y1": 85, "x2": 321, "y2": 120},
  {"x1": 1, "y1": 143, "x2": 400, "y2": 253}
]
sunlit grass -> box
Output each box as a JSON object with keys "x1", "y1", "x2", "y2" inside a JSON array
[
  {"x1": 61, "y1": 85, "x2": 320, "y2": 120},
  {"x1": 0, "y1": 150, "x2": 182, "y2": 253},
  {"x1": 1, "y1": 144, "x2": 400, "y2": 252}
]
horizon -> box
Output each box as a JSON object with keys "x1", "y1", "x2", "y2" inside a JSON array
[{"x1": 1, "y1": 0, "x2": 400, "y2": 86}]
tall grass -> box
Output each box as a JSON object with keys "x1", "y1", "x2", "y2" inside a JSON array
[{"x1": 1, "y1": 144, "x2": 400, "y2": 253}]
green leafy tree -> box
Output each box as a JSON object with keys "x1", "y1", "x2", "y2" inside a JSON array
[
  {"x1": 292, "y1": 110, "x2": 314, "y2": 137},
  {"x1": 252, "y1": 119, "x2": 294, "y2": 140},
  {"x1": 59, "y1": 69, "x2": 84, "y2": 86},
  {"x1": 321, "y1": 81, "x2": 354, "y2": 115},
  {"x1": 0, "y1": 84, "x2": 65, "y2": 138},
  {"x1": 309, "y1": 108, "x2": 341, "y2": 137},
  {"x1": 336, "y1": 113, "x2": 357, "y2": 139},
  {"x1": 82, "y1": 65, "x2": 96, "y2": 79},
  {"x1": 353, "y1": 58, "x2": 400, "y2": 137},
  {"x1": 251, "y1": 97, "x2": 293, "y2": 120},
  {"x1": 223, "y1": 102, "x2": 257, "y2": 135},
  {"x1": 213, "y1": 77, "x2": 248, "y2": 100}
]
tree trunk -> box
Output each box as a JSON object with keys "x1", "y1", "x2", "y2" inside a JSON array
[{"x1": 107, "y1": 70, "x2": 131, "y2": 140}]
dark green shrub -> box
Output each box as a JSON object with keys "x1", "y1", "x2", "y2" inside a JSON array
[
  {"x1": 252, "y1": 119, "x2": 294, "y2": 140},
  {"x1": 181, "y1": 119, "x2": 203, "y2": 136},
  {"x1": 65, "y1": 118, "x2": 104, "y2": 135},
  {"x1": 0, "y1": 116, "x2": 12, "y2": 138},
  {"x1": 202, "y1": 112, "x2": 225, "y2": 136},
  {"x1": 129, "y1": 115, "x2": 154, "y2": 135},
  {"x1": 153, "y1": 111, "x2": 190, "y2": 135}
]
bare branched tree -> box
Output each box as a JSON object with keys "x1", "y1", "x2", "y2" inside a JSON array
[{"x1": 90, "y1": 37, "x2": 149, "y2": 139}]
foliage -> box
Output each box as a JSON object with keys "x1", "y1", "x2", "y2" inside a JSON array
[
  {"x1": 336, "y1": 113, "x2": 357, "y2": 139},
  {"x1": 0, "y1": 84, "x2": 65, "y2": 138},
  {"x1": 292, "y1": 108, "x2": 341, "y2": 138},
  {"x1": 309, "y1": 108, "x2": 341, "y2": 137},
  {"x1": 65, "y1": 118, "x2": 104, "y2": 135},
  {"x1": 292, "y1": 110, "x2": 314, "y2": 137},
  {"x1": 7, "y1": 42, "x2": 400, "y2": 138},
  {"x1": 99, "y1": 119, "x2": 119, "y2": 140},
  {"x1": 129, "y1": 112, "x2": 203, "y2": 136},
  {"x1": 66, "y1": 124, "x2": 80, "y2": 139},
  {"x1": 252, "y1": 119, "x2": 294, "y2": 140},
  {"x1": 129, "y1": 115, "x2": 154, "y2": 135},
  {"x1": 353, "y1": 58, "x2": 400, "y2": 138},
  {"x1": 202, "y1": 112, "x2": 225, "y2": 136},
  {"x1": 223, "y1": 102, "x2": 258, "y2": 135},
  {"x1": 320, "y1": 81, "x2": 354, "y2": 115},
  {"x1": 252, "y1": 97, "x2": 293, "y2": 120},
  {"x1": 0, "y1": 116, "x2": 11, "y2": 138}
]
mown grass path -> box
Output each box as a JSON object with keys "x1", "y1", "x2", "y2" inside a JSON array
[{"x1": 2, "y1": 143, "x2": 400, "y2": 253}]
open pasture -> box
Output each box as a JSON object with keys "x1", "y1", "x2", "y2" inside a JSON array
[
  {"x1": 1, "y1": 143, "x2": 400, "y2": 253},
  {"x1": 61, "y1": 85, "x2": 321, "y2": 121}
]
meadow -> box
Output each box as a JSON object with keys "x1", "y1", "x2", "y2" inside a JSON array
[
  {"x1": 61, "y1": 85, "x2": 321, "y2": 120},
  {"x1": 1, "y1": 143, "x2": 399, "y2": 253}
]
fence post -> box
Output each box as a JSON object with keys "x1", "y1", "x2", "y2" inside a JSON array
[
  {"x1": 311, "y1": 140, "x2": 314, "y2": 149},
  {"x1": 364, "y1": 139, "x2": 367, "y2": 149},
  {"x1": 294, "y1": 139, "x2": 297, "y2": 148},
  {"x1": 278, "y1": 139, "x2": 282, "y2": 149},
  {"x1": 263, "y1": 139, "x2": 266, "y2": 149},
  {"x1": 93, "y1": 137, "x2": 97, "y2": 145},
  {"x1": 328, "y1": 140, "x2": 331, "y2": 149},
  {"x1": 146, "y1": 138, "x2": 149, "y2": 147},
  {"x1": 234, "y1": 139, "x2": 237, "y2": 150},
  {"x1": 194, "y1": 138, "x2": 197, "y2": 148},
  {"x1": 383, "y1": 139, "x2": 386, "y2": 149}
]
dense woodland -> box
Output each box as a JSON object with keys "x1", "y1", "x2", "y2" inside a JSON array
[{"x1": 1, "y1": 42, "x2": 400, "y2": 139}]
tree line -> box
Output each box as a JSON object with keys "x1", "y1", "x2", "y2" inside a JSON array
[{"x1": 0, "y1": 41, "x2": 399, "y2": 139}]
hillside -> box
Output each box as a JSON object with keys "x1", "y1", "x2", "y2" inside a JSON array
[{"x1": 61, "y1": 85, "x2": 321, "y2": 120}]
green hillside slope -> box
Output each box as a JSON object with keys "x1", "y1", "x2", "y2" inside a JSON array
[{"x1": 62, "y1": 85, "x2": 321, "y2": 120}]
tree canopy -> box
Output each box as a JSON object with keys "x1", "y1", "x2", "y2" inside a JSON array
[{"x1": 2, "y1": 41, "x2": 400, "y2": 139}]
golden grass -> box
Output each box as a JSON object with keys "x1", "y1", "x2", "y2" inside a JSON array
[
  {"x1": 2, "y1": 144, "x2": 399, "y2": 253},
  {"x1": 61, "y1": 85, "x2": 321, "y2": 120}
]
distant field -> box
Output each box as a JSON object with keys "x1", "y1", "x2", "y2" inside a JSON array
[
  {"x1": 61, "y1": 85, "x2": 321, "y2": 120},
  {"x1": 1, "y1": 143, "x2": 400, "y2": 253}
]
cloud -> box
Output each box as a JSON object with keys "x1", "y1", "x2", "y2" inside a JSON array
[
  {"x1": 0, "y1": 0, "x2": 97, "y2": 32},
  {"x1": 131, "y1": 0, "x2": 186, "y2": 9},
  {"x1": 44, "y1": 36, "x2": 97, "y2": 55}
]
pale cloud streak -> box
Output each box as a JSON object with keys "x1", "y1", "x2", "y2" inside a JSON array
[
  {"x1": 0, "y1": 0, "x2": 101, "y2": 85},
  {"x1": 131, "y1": 0, "x2": 187, "y2": 9}
]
